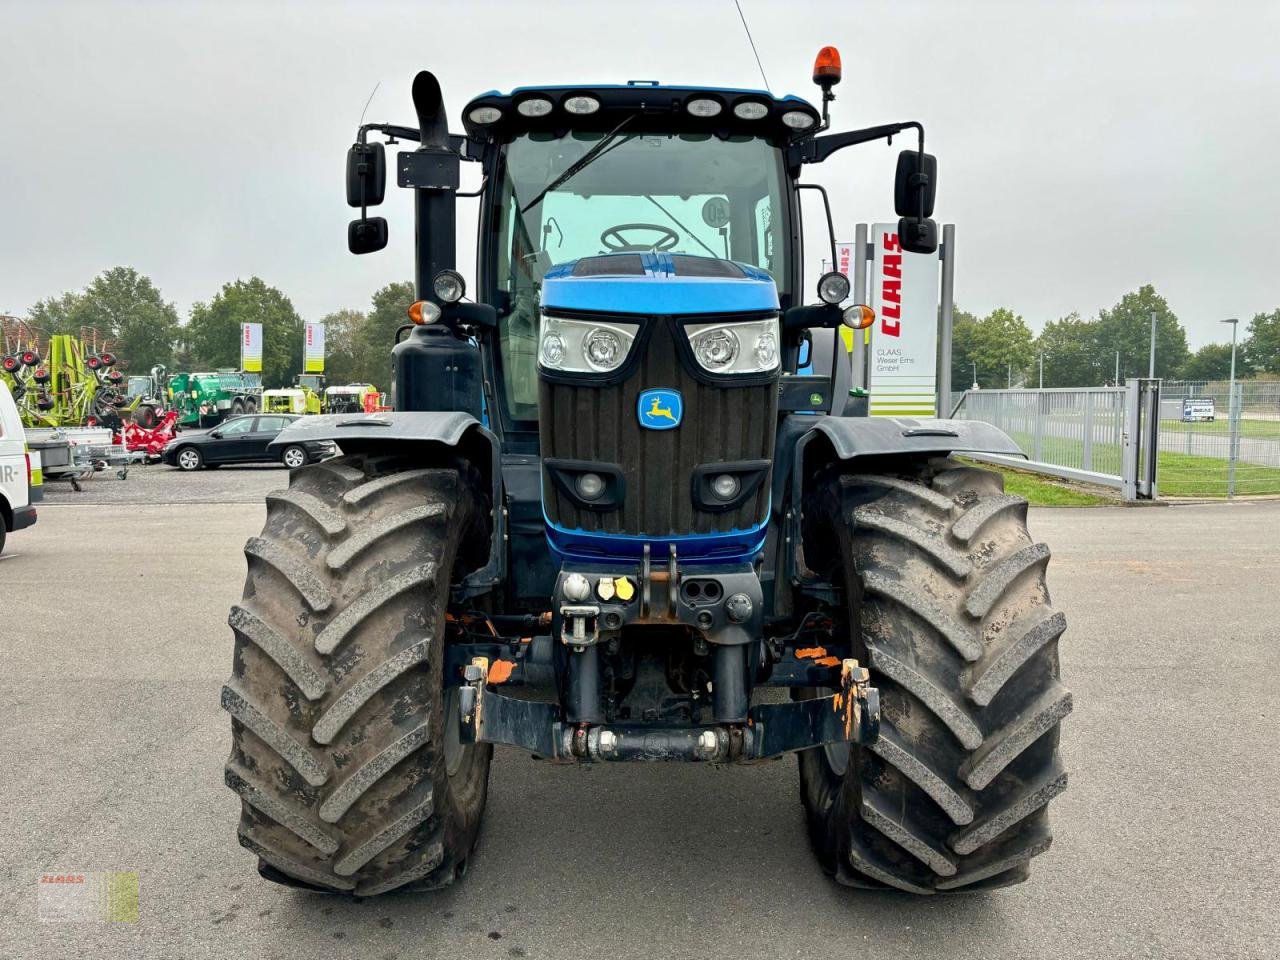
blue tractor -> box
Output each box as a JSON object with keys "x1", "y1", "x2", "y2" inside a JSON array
[{"x1": 223, "y1": 52, "x2": 1070, "y2": 896}]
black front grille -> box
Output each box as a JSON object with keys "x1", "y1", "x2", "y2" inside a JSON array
[{"x1": 540, "y1": 318, "x2": 777, "y2": 536}]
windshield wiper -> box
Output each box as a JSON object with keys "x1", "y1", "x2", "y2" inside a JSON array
[
  {"x1": 643, "y1": 195, "x2": 720, "y2": 259},
  {"x1": 519, "y1": 113, "x2": 638, "y2": 215}
]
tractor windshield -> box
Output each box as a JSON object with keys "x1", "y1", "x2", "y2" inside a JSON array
[{"x1": 491, "y1": 131, "x2": 789, "y2": 422}]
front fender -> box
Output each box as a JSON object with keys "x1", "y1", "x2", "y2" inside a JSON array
[
  {"x1": 267, "y1": 410, "x2": 484, "y2": 453},
  {"x1": 779, "y1": 414, "x2": 1025, "y2": 603},
  {"x1": 807, "y1": 415, "x2": 1024, "y2": 463},
  {"x1": 269, "y1": 411, "x2": 504, "y2": 600}
]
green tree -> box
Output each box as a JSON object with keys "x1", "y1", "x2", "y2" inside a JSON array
[
  {"x1": 26, "y1": 292, "x2": 82, "y2": 337},
  {"x1": 1178, "y1": 342, "x2": 1238, "y2": 381},
  {"x1": 186, "y1": 278, "x2": 303, "y2": 387},
  {"x1": 1242, "y1": 309, "x2": 1280, "y2": 375},
  {"x1": 26, "y1": 267, "x2": 180, "y2": 370},
  {"x1": 1033, "y1": 313, "x2": 1105, "y2": 387},
  {"x1": 317, "y1": 308, "x2": 369, "y2": 386},
  {"x1": 951, "y1": 307, "x2": 1035, "y2": 389},
  {"x1": 949, "y1": 308, "x2": 980, "y2": 388},
  {"x1": 352, "y1": 281, "x2": 414, "y2": 387},
  {"x1": 1094, "y1": 284, "x2": 1188, "y2": 381}
]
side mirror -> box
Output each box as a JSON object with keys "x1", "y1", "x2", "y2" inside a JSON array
[
  {"x1": 346, "y1": 142, "x2": 386, "y2": 207},
  {"x1": 894, "y1": 150, "x2": 936, "y2": 219},
  {"x1": 348, "y1": 216, "x2": 389, "y2": 254},
  {"x1": 897, "y1": 217, "x2": 938, "y2": 255},
  {"x1": 210, "y1": 430, "x2": 223, "y2": 439}
]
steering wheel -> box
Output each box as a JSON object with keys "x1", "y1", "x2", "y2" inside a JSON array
[{"x1": 600, "y1": 223, "x2": 680, "y2": 253}]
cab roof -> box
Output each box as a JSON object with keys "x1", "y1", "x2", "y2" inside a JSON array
[{"x1": 461, "y1": 83, "x2": 820, "y2": 143}]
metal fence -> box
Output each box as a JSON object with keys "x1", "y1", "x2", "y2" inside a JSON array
[
  {"x1": 1154, "y1": 380, "x2": 1280, "y2": 497},
  {"x1": 950, "y1": 379, "x2": 1280, "y2": 499},
  {"x1": 951, "y1": 381, "x2": 1160, "y2": 500}
]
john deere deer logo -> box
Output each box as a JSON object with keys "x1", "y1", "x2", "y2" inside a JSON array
[{"x1": 637, "y1": 388, "x2": 683, "y2": 430}]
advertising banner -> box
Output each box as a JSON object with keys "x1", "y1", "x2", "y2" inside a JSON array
[
  {"x1": 868, "y1": 224, "x2": 939, "y2": 416},
  {"x1": 834, "y1": 240, "x2": 858, "y2": 355},
  {"x1": 304, "y1": 322, "x2": 325, "y2": 374},
  {"x1": 240, "y1": 323, "x2": 262, "y2": 373}
]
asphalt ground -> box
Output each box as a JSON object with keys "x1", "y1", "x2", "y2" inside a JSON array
[{"x1": 2, "y1": 469, "x2": 1278, "y2": 959}]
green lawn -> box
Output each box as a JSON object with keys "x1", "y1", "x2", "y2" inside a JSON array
[
  {"x1": 1154, "y1": 451, "x2": 1280, "y2": 498},
  {"x1": 959, "y1": 459, "x2": 1114, "y2": 506},
  {"x1": 1159, "y1": 417, "x2": 1280, "y2": 440}
]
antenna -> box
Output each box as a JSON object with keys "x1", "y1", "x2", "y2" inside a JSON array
[
  {"x1": 732, "y1": 0, "x2": 770, "y2": 91},
  {"x1": 357, "y1": 81, "x2": 381, "y2": 131}
]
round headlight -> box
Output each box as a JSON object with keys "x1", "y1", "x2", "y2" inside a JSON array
[
  {"x1": 711, "y1": 473, "x2": 740, "y2": 500},
  {"x1": 583, "y1": 328, "x2": 624, "y2": 370},
  {"x1": 433, "y1": 270, "x2": 465, "y2": 303},
  {"x1": 540, "y1": 333, "x2": 566, "y2": 368},
  {"x1": 575, "y1": 472, "x2": 606, "y2": 501},
  {"x1": 517, "y1": 97, "x2": 554, "y2": 117},
  {"x1": 817, "y1": 271, "x2": 851, "y2": 305},
  {"x1": 693, "y1": 328, "x2": 739, "y2": 369},
  {"x1": 468, "y1": 105, "x2": 502, "y2": 125},
  {"x1": 733, "y1": 101, "x2": 769, "y2": 120},
  {"x1": 563, "y1": 95, "x2": 601, "y2": 115},
  {"x1": 686, "y1": 98, "x2": 722, "y2": 118},
  {"x1": 780, "y1": 110, "x2": 816, "y2": 130},
  {"x1": 754, "y1": 331, "x2": 778, "y2": 369}
]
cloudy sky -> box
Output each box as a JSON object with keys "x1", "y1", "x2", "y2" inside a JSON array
[{"x1": 2, "y1": 0, "x2": 1277, "y2": 347}]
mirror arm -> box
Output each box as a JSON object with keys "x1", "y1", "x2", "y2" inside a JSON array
[
  {"x1": 357, "y1": 125, "x2": 481, "y2": 163},
  {"x1": 357, "y1": 122, "x2": 421, "y2": 144},
  {"x1": 790, "y1": 120, "x2": 925, "y2": 167}
]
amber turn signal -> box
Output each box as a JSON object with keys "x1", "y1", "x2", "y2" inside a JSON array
[
  {"x1": 841, "y1": 304, "x2": 875, "y2": 330},
  {"x1": 407, "y1": 300, "x2": 442, "y2": 325}
]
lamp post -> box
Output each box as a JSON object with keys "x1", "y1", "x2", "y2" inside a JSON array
[
  {"x1": 1115, "y1": 351, "x2": 1120, "y2": 386},
  {"x1": 1149, "y1": 310, "x2": 1158, "y2": 378},
  {"x1": 1223, "y1": 318, "x2": 1239, "y2": 497},
  {"x1": 971, "y1": 361, "x2": 979, "y2": 390},
  {"x1": 1038, "y1": 352, "x2": 1045, "y2": 389}
]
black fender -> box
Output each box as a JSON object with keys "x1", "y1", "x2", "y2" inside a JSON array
[
  {"x1": 773, "y1": 414, "x2": 1025, "y2": 608},
  {"x1": 268, "y1": 411, "x2": 504, "y2": 599}
]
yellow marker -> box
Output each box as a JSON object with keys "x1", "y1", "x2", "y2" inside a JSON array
[
  {"x1": 614, "y1": 577, "x2": 636, "y2": 602},
  {"x1": 597, "y1": 577, "x2": 616, "y2": 601}
]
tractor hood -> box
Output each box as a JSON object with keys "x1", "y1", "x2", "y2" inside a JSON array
[{"x1": 541, "y1": 253, "x2": 778, "y2": 316}]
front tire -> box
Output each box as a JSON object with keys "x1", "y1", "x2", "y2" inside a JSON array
[
  {"x1": 222, "y1": 453, "x2": 493, "y2": 895},
  {"x1": 799, "y1": 459, "x2": 1070, "y2": 893},
  {"x1": 176, "y1": 447, "x2": 203, "y2": 471}
]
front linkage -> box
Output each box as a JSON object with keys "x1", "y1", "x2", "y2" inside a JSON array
[{"x1": 459, "y1": 652, "x2": 879, "y2": 763}]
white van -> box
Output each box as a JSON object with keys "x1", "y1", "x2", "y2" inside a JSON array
[{"x1": 0, "y1": 381, "x2": 40, "y2": 554}]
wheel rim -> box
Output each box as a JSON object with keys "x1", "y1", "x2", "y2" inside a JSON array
[
  {"x1": 283, "y1": 447, "x2": 305, "y2": 468},
  {"x1": 823, "y1": 741, "x2": 850, "y2": 777},
  {"x1": 178, "y1": 450, "x2": 199, "y2": 470}
]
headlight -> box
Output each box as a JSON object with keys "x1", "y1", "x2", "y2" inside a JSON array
[
  {"x1": 468, "y1": 105, "x2": 502, "y2": 124},
  {"x1": 817, "y1": 271, "x2": 850, "y2": 304},
  {"x1": 538, "y1": 314, "x2": 638, "y2": 374},
  {"x1": 432, "y1": 270, "x2": 465, "y2": 303},
  {"x1": 685, "y1": 317, "x2": 780, "y2": 375}
]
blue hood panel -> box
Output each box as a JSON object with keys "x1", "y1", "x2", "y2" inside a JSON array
[{"x1": 542, "y1": 253, "x2": 779, "y2": 316}]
